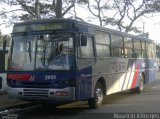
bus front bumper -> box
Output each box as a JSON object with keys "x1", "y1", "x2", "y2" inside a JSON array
[{"x1": 7, "y1": 87, "x2": 75, "y2": 102}]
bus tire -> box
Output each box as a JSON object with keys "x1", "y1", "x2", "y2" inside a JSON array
[{"x1": 88, "y1": 82, "x2": 104, "y2": 108}]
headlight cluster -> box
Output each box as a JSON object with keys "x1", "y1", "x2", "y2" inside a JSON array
[
  {"x1": 52, "y1": 79, "x2": 76, "y2": 88},
  {"x1": 7, "y1": 79, "x2": 21, "y2": 86}
]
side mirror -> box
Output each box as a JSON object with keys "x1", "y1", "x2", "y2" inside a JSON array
[{"x1": 81, "y1": 35, "x2": 87, "y2": 46}]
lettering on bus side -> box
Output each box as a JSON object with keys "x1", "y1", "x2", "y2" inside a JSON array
[{"x1": 45, "y1": 75, "x2": 56, "y2": 80}]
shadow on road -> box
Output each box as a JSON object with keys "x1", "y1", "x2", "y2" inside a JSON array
[
  {"x1": 103, "y1": 91, "x2": 138, "y2": 104},
  {"x1": 14, "y1": 91, "x2": 137, "y2": 119},
  {"x1": 14, "y1": 104, "x2": 89, "y2": 119}
]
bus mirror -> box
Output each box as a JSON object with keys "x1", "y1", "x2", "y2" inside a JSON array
[{"x1": 81, "y1": 35, "x2": 87, "y2": 46}]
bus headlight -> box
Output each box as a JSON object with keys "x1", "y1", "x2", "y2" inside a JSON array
[
  {"x1": 64, "y1": 79, "x2": 76, "y2": 87},
  {"x1": 52, "y1": 79, "x2": 76, "y2": 87},
  {"x1": 7, "y1": 79, "x2": 21, "y2": 85}
]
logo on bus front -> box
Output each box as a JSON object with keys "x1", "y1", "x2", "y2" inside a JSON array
[
  {"x1": 29, "y1": 75, "x2": 35, "y2": 81},
  {"x1": 45, "y1": 75, "x2": 56, "y2": 80}
]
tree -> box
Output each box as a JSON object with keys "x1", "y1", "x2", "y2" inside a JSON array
[
  {"x1": 110, "y1": 0, "x2": 156, "y2": 33},
  {"x1": 79, "y1": 0, "x2": 160, "y2": 33},
  {"x1": 0, "y1": 31, "x2": 10, "y2": 47},
  {"x1": 77, "y1": 0, "x2": 111, "y2": 26},
  {"x1": 0, "y1": 0, "x2": 78, "y2": 23},
  {"x1": 1, "y1": 0, "x2": 160, "y2": 34}
]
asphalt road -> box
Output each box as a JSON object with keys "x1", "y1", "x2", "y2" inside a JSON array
[{"x1": 1, "y1": 72, "x2": 160, "y2": 119}]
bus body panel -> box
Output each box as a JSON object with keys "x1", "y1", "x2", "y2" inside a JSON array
[
  {"x1": 76, "y1": 66, "x2": 93, "y2": 100},
  {"x1": 92, "y1": 58, "x2": 157, "y2": 95},
  {"x1": 7, "y1": 86, "x2": 75, "y2": 103},
  {"x1": 7, "y1": 70, "x2": 77, "y2": 102}
]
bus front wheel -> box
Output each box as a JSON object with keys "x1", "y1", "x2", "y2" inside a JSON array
[{"x1": 88, "y1": 82, "x2": 104, "y2": 108}]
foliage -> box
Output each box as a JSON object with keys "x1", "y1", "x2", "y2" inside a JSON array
[
  {"x1": 0, "y1": 0, "x2": 79, "y2": 23},
  {"x1": 0, "y1": 31, "x2": 11, "y2": 47},
  {"x1": 0, "y1": 0, "x2": 160, "y2": 33},
  {"x1": 80, "y1": 0, "x2": 160, "y2": 33}
]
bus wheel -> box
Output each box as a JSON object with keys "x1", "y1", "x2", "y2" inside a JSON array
[{"x1": 88, "y1": 82, "x2": 103, "y2": 108}]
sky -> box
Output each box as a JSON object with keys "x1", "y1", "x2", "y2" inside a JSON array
[
  {"x1": 74, "y1": 5, "x2": 160, "y2": 44},
  {"x1": 134, "y1": 15, "x2": 160, "y2": 43},
  {"x1": 0, "y1": 2, "x2": 160, "y2": 44}
]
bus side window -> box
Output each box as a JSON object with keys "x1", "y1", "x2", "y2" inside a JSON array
[
  {"x1": 134, "y1": 50, "x2": 140, "y2": 58},
  {"x1": 132, "y1": 49, "x2": 134, "y2": 58},
  {"x1": 95, "y1": 31, "x2": 110, "y2": 57},
  {"x1": 79, "y1": 35, "x2": 94, "y2": 58},
  {"x1": 112, "y1": 47, "x2": 122, "y2": 57},
  {"x1": 135, "y1": 51, "x2": 137, "y2": 58},
  {"x1": 124, "y1": 48, "x2": 133, "y2": 58}
]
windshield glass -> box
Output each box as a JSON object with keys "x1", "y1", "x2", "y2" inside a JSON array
[{"x1": 9, "y1": 33, "x2": 74, "y2": 71}]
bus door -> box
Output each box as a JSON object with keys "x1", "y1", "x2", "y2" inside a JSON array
[{"x1": 77, "y1": 35, "x2": 96, "y2": 100}]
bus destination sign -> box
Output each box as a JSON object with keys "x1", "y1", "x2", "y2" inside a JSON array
[{"x1": 13, "y1": 22, "x2": 69, "y2": 33}]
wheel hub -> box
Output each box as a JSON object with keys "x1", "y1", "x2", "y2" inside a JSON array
[{"x1": 96, "y1": 88, "x2": 103, "y2": 104}]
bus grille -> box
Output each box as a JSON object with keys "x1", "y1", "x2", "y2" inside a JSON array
[
  {"x1": 21, "y1": 82, "x2": 50, "y2": 88},
  {"x1": 23, "y1": 89, "x2": 49, "y2": 98}
]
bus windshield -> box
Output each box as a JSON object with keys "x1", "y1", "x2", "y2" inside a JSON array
[{"x1": 9, "y1": 33, "x2": 74, "y2": 71}]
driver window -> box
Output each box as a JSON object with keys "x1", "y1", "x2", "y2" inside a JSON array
[
  {"x1": 59, "y1": 38, "x2": 73, "y2": 55},
  {"x1": 80, "y1": 36, "x2": 94, "y2": 57},
  {"x1": 78, "y1": 35, "x2": 95, "y2": 68}
]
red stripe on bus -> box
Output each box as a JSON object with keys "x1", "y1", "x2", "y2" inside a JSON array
[
  {"x1": 8, "y1": 74, "x2": 31, "y2": 81},
  {"x1": 131, "y1": 64, "x2": 139, "y2": 88}
]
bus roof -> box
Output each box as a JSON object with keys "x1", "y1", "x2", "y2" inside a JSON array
[
  {"x1": 13, "y1": 18, "x2": 153, "y2": 42},
  {"x1": 13, "y1": 18, "x2": 76, "y2": 26}
]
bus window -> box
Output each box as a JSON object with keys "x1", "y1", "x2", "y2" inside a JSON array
[
  {"x1": 147, "y1": 50, "x2": 155, "y2": 58},
  {"x1": 142, "y1": 50, "x2": 147, "y2": 58},
  {"x1": 133, "y1": 39, "x2": 142, "y2": 58},
  {"x1": 111, "y1": 34, "x2": 123, "y2": 47},
  {"x1": 81, "y1": 35, "x2": 87, "y2": 46},
  {"x1": 142, "y1": 41, "x2": 145, "y2": 50},
  {"x1": 95, "y1": 31, "x2": 110, "y2": 45},
  {"x1": 134, "y1": 49, "x2": 142, "y2": 58},
  {"x1": 110, "y1": 35, "x2": 123, "y2": 57},
  {"x1": 141, "y1": 41, "x2": 146, "y2": 58},
  {"x1": 124, "y1": 48, "x2": 134, "y2": 58},
  {"x1": 111, "y1": 47, "x2": 122, "y2": 57},
  {"x1": 80, "y1": 36, "x2": 94, "y2": 57},
  {"x1": 133, "y1": 39, "x2": 141, "y2": 49},
  {"x1": 146, "y1": 42, "x2": 156, "y2": 58},
  {"x1": 78, "y1": 35, "x2": 95, "y2": 68},
  {"x1": 124, "y1": 37, "x2": 133, "y2": 48},
  {"x1": 96, "y1": 44, "x2": 110, "y2": 57},
  {"x1": 95, "y1": 31, "x2": 110, "y2": 57}
]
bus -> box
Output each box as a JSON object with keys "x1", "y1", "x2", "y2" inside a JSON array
[{"x1": 7, "y1": 18, "x2": 157, "y2": 108}]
